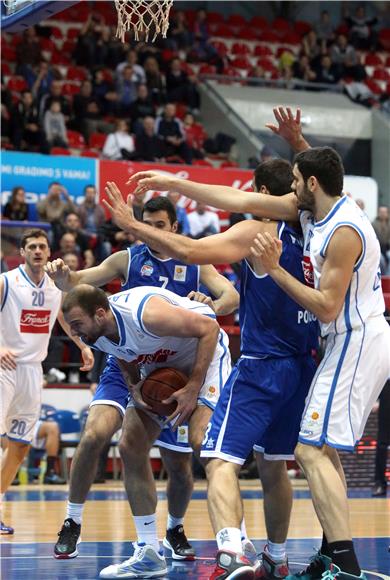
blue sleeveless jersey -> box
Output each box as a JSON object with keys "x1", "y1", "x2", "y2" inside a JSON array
[
  {"x1": 239, "y1": 222, "x2": 319, "y2": 358},
  {"x1": 122, "y1": 244, "x2": 200, "y2": 295}
]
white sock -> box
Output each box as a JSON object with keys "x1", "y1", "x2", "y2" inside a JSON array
[
  {"x1": 216, "y1": 527, "x2": 243, "y2": 553},
  {"x1": 267, "y1": 540, "x2": 287, "y2": 561},
  {"x1": 66, "y1": 501, "x2": 84, "y2": 525},
  {"x1": 240, "y1": 518, "x2": 248, "y2": 541},
  {"x1": 167, "y1": 513, "x2": 184, "y2": 530},
  {"x1": 133, "y1": 514, "x2": 160, "y2": 552}
]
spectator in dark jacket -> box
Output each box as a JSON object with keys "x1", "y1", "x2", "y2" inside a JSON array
[
  {"x1": 134, "y1": 116, "x2": 166, "y2": 161},
  {"x1": 128, "y1": 84, "x2": 155, "y2": 134},
  {"x1": 155, "y1": 103, "x2": 192, "y2": 164},
  {"x1": 12, "y1": 90, "x2": 44, "y2": 151},
  {"x1": 166, "y1": 58, "x2": 200, "y2": 111}
]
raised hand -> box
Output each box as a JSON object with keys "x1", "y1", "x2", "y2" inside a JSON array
[
  {"x1": 250, "y1": 232, "x2": 283, "y2": 274},
  {"x1": 44, "y1": 259, "x2": 71, "y2": 289},
  {"x1": 126, "y1": 171, "x2": 175, "y2": 197},
  {"x1": 265, "y1": 107, "x2": 308, "y2": 152},
  {"x1": 103, "y1": 181, "x2": 136, "y2": 232}
]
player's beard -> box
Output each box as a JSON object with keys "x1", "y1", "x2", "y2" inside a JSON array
[{"x1": 296, "y1": 183, "x2": 315, "y2": 212}]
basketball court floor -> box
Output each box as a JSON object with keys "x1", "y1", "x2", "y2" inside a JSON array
[{"x1": 2, "y1": 481, "x2": 389, "y2": 579}]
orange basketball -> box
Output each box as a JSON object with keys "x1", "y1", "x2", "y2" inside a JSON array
[{"x1": 141, "y1": 367, "x2": 188, "y2": 415}]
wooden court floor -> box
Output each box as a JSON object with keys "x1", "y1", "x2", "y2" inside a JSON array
[{"x1": 1, "y1": 480, "x2": 389, "y2": 579}]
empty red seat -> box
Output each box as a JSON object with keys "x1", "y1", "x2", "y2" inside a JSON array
[
  {"x1": 253, "y1": 45, "x2": 273, "y2": 57},
  {"x1": 67, "y1": 66, "x2": 88, "y2": 81},
  {"x1": 239, "y1": 28, "x2": 258, "y2": 41},
  {"x1": 364, "y1": 53, "x2": 383, "y2": 66},
  {"x1": 2, "y1": 46, "x2": 16, "y2": 62},
  {"x1": 67, "y1": 130, "x2": 85, "y2": 149},
  {"x1": 40, "y1": 37, "x2": 56, "y2": 51},
  {"x1": 50, "y1": 26, "x2": 63, "y2": 39},
  {"x1": 210, "y1": 40, "x2": 228, "y2": 56},
  {"x1": 62, "y1": 82, "x2": 81, "y2": 96},
  {"x1": 193, "y1": 158, "x2": 213, "y2": 167},
  {"x1": 231, "y1": 42, "x2": 251, "y2": 56},
  {"x1": 272, "y1": 18, "x2": 291, "y2": 33},
  {"x1": 7, "y1": 76, "x2": 28, "y2": 92},
  {"x1": 227, "y1": 14, "x2": 246, "y2": 27},
  {"x1": 365, "y1": 78, "x2": 383, "y2": 95},
  {"x1": 67, "y1": 27, "x2": 80, "y2": 39},
  {"x1": 213, "y1": 24, "x2": 235, "y2": 38},
  {"x1": 1, "y1": 62, "x2": 11, "y2": 75},
  {"x1": 294, "y1": 20, "x2": 312, "y2": 37},
  {"x1": 51, "y1": 147, "x2": 71, "y2": 156},
  {"x1": 249, "y1": 16, "x2": 268, "y2": 30},
  {"x1": 259, "y1": 30, "x2": 280, "y2": 43},
  {"x1": 89, "y1": 132, "x2": 107, "y2": 150},
  {"x1": 372, "y1": 68, "x2": 390, "y2": 81},
  {"x1": 81, "y1": 149, "x2": 100, "y2": 158},
  {"x1": 199, "y1": 63, "x2": 217, "y2": 75},
  {"x1": 231, "y1": 56, "x2": 251, "y2": 70}
]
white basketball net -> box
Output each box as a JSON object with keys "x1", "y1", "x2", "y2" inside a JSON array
[{"x1": 115, "y1": 0, "x2": 173, "y2": 43}]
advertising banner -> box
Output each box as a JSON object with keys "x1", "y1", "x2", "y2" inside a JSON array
[
  {"x1": 99, "y1": 160, "x2": 254, "y2": 226},
  {"x1": 1, "y1": 151, "x2": 97, "y2": 206}
]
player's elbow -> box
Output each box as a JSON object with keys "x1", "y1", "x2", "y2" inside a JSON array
[{"x1": 317, "y1": 302, "x2": 340, "y2": 325}]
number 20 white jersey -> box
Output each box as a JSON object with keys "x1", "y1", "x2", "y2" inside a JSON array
[{"x1": 0, "y1": 266, "x2": 62, "y2": 363}]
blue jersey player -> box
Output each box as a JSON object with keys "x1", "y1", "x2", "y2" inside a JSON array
[
  {"x1": 102, "y1": 161, "x2": 319, "y2": 580},
  {"x1": 46, "y1": 196, "x2": 239, "y2": 562}
]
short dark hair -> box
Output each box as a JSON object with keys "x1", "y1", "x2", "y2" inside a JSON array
[
  {"x1": 293, "y1": 147, "x2": 344, "y2": 197},
  {"x1": 253, "y1": 159, "x2": 293, "y2": 197},
  {"x1": 62, "y1": 284, "x2": 109, "y2": 318},
  {"x1": 20, "y1": 228, "x2": 50, "y2": 249},
  {"x1": 83, "y1": 184, "x2": 96, "y2": 193},
  {"x1": 142, "y1": 196, "x2": 177, "y2": 225}
]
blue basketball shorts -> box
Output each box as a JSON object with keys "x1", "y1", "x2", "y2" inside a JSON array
[
  {"x1": 201, "y1": 354, "x2": 317, "y2": 464},
  {"x1": 91, "y1": 356, "x2": 192, "y2": 453}
]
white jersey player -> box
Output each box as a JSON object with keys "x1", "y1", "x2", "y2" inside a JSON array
[
  {"x1": 62, "y1": 282, "x2": 231, "y2": 579},
  {"x1": 0, "y1": 229, "x2": 94, "y2": 535}
]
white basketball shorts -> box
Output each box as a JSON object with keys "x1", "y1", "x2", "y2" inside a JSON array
[
  {"x1": 0, "y1": 363, "x2": 43, "y2": 444},
  {"x1": 299, "y1": 315, "x2": 390, "y2": 451}
]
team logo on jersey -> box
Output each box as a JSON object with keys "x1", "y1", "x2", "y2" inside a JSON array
[
  {"x1": 20, "y1": 309, "x2": 50, "y2": 333},
  {"x1": 141, "y1": 262, "x2": 154, "y2": 277},
  {"x1": 136, "y1": 348, "x2": 177, "y2": 365},
  {"x1": 174, "y1": 265, "x2": 187, "y2": 282},
  {"x1": 177, "y1": 425, "x2": 188, "y2": 443},
  {"x1": 311, "y1": 412, "x2": 319, "y2": 420},
  {"x1": 206, "y1": 386, "x2": 216, "y2": 398},
  {"x1": 302, "y1": 256, "x2": 314, "y2": 288}
]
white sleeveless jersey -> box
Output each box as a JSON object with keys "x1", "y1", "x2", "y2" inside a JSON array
[
  {"x1": 300, "y1": 196, "x2": 384, "y2": 336},
  {"x1": 91, "y1": 286, "x2": 228, "y2": 377},
  {"x1": 0, "y1": 266, "x2": 62, "y2": 363}
]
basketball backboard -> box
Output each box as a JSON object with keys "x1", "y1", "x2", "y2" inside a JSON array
[{"x1": 1, "y1": 0, "x2": 79, "y2": 31}]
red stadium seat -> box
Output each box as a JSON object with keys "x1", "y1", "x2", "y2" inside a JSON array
[
  {"x1": 379, "y1": 28, "x2": 390, "y2": 51},
  {"x1": 272, "y1": 18, "x2": 291, "y2": 34},
  {"x1": 257, "y1": 57, "x2": 277, "y2": 72},
  {"x1": 253, "y1": 45, "x2": 273, "y2": 57},
  {"x1": 89, "y1": 132, "x2": 107, "y2": 150},
  {"x1": 220, "y1": 160, "x2": 239, "y2": 168},
  {"x1": 2, "y1": 46, "x2": 16, "y2": 62},
  {"x1": 81, "y1": 149, "x2": 100, "y2": 158},
  {"x1": 231, "y1": 42, "x2": 251, "y2": 56},
  {"x1": 294, "y1": 21, "x2": 312, "y2": 37},
  {"x1": 67, "y1": 27, "x2": 81, "y2": 39},
  {"x1": 7, "y1": 76, "x2": 28, "y2": 92},
  {"x1": 40, "y1": 37, "x2": 56, "y2": 51},
  {"x1": 276, "y1": 46, "x2": 295, "y2": 58},
  {"x1": 364, "y1": 53, "x2": 383, "y2": 66},
  {"x1": 206, "y1": 11, "x2": 221, "y2": 24},
  {"x1": 365, "y1": 78, "x2": 383, "y2": 95},
  {"x1": 238, "y1": 28, "x2": 258, "y2": 41},
  {"x1": 227, "y1": 14, "x2": 246, "y2": 28},
  {"x1": 281, "y1": 31, "x2": 301, "y2": 45},
  {"x1": 213, "y1": 24, "x2": 235, "y2": 38},
  {"x1": 67, "y1": 66, "x2": 88, "y2": 81},
  {"x1": 199, "y1": 63, "x2": 217, "y2": 75},
  {"x1": 249, "y1": 16, "x2": 268, "y2": 30},
  {"x1": 1, "y1": 62, "x2": 11, "y2": 75},
  {"x1": 192, "y1": 159, "x2": 213, "y2": 167},
  {"x1": 372, "y1": 68, "x2": 390, "y2": 81},
  {"x1": 230, "y1": 56, "x2": 251, "y2": 70},
  {"x1": 67, "y1": 130, "x2": 85, "y2": 149},
  {"x1": 50, "y1": 26, "x2": 63, "y2": 39},
  {"x1": 62, "y1": 82, "x2": 81, "y2": 96},
  {"x1": 51, "y1": 147, "x2": 71, "y2": 156},
  {"x1": 258, "y1": 30, "x2": 280, "y2": 43},
  {"x1": 382, "y1": 276, "x2": 390, "y2": 293}
]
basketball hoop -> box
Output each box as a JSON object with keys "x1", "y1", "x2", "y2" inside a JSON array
[{"x1": 114, "y1": 0, "x2": 173, "y2": 43}]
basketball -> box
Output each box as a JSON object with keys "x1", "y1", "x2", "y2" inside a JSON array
[{"x1": 141, "y1": 367, "x2": 188, "y2": 416}]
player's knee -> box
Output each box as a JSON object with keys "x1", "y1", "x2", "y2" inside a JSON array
[
  {"x1": 8, "y1": 440, "x2": 30, "y2": 460},
  {"x1": 205, "y1": 458, "x2": 236, "y2": 482},
  {"x1": 80, "y1": 426, "x2": 108, "y2": 455},
  {"x1": 294, "y1": 442, "x2": 319, "y2": 470},
  {"x1": 118, "y1": 430, "x2": 149, "y2": 461},
  {"x1": 164, "y1": 454, "x2": 193, "y2": 482},
  {"x1": 189, "y1": 428, "x2": 206, "y2": 453}
]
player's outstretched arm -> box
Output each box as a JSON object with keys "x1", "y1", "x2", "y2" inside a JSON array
[
  {"x1": 266, "y1": 106, "x2": 310, "y2": 153},
  {"x1": 45, "y1": 252, "x2": 129, "y2": 291},
  {"x1": 124, "y1": 171, "x2": 298, "y2": 221},
  {"x1": 57, "y1": 309, "x2": 94, "y2": 371},
  {"x1": 193, "y1": 264, "x2": 239, "y2": 316},
  {"x1": 142, "y1": 297, "x2": 220, "y2": 425},
  {"x1": 250, "y1": 227, "x2": 362, "y2": 324}
]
